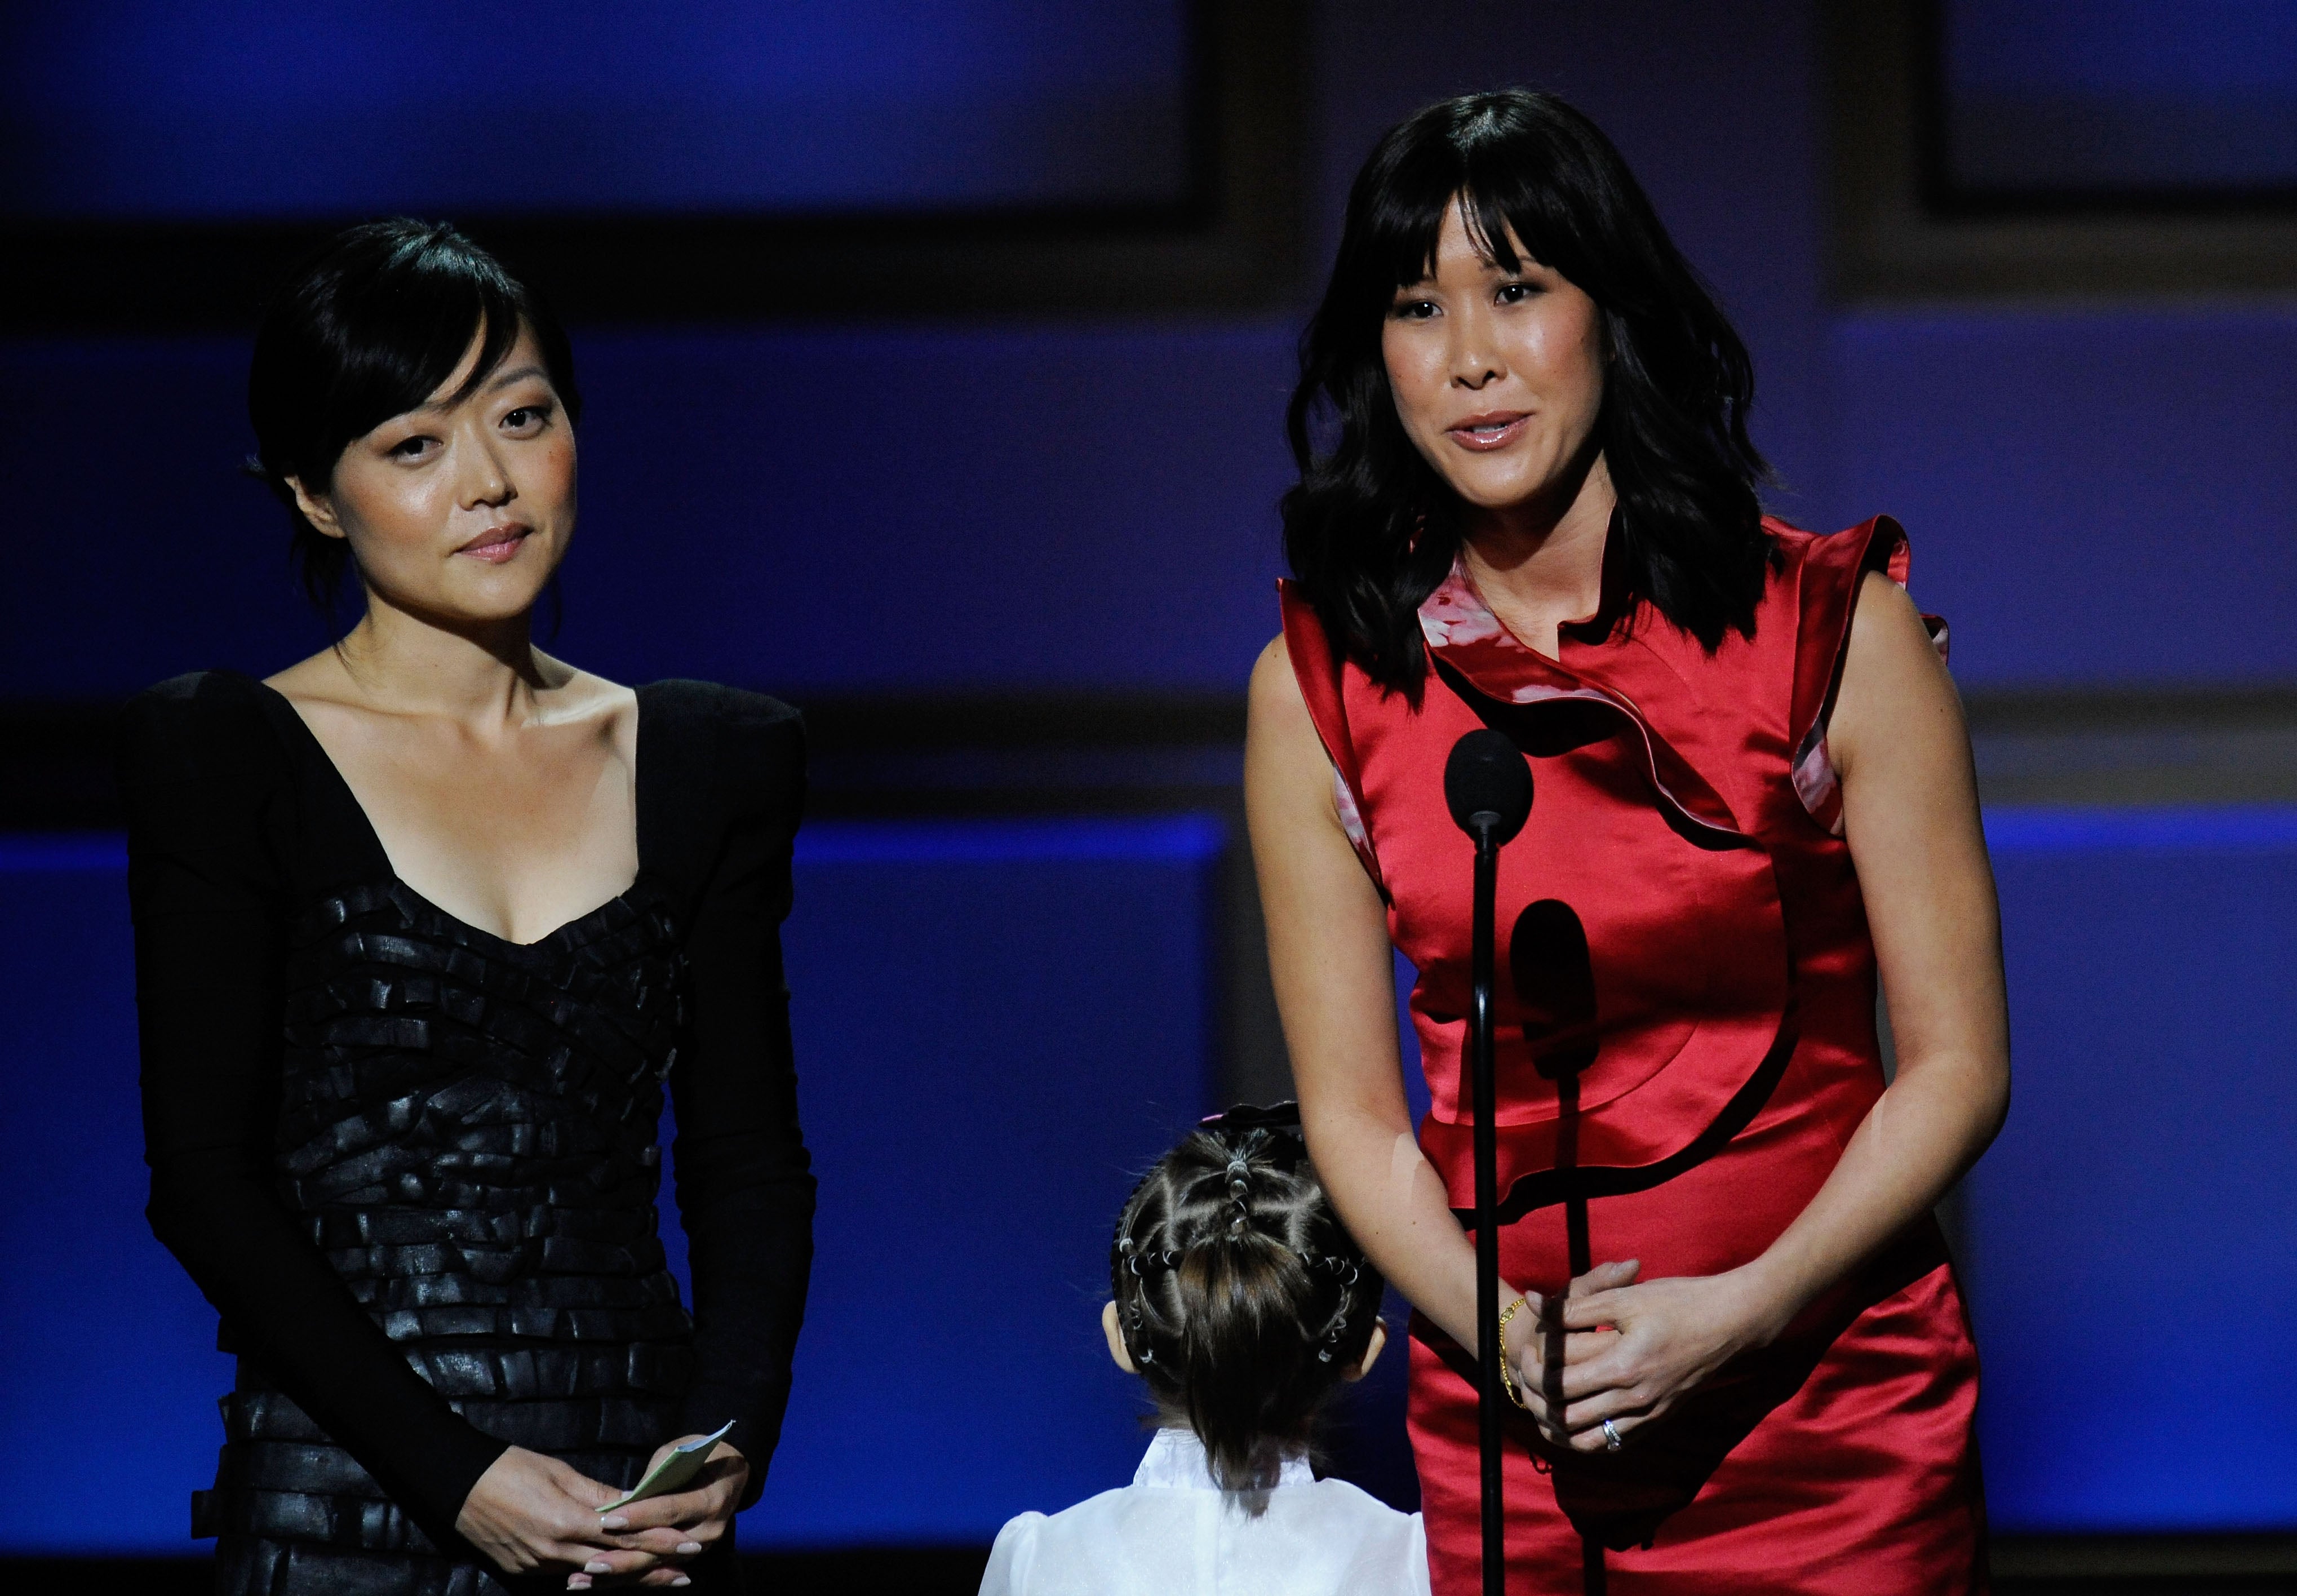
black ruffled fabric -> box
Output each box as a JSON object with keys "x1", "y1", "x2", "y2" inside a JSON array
[{"x1": 196, "y1": 880, "x2": 690, "y2": 1585}]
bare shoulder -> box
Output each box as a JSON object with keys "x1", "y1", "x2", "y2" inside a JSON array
[
  {"x1": 1245, "y1": 631, "x2": 1344, "y2": 834},
  {"x1": 261, "y1": 648, "x2": 354, "y2": 709},
  {"x1": 1841, "y1": 571, "x2": 1950, "y2": 694},
  {"x1": 528, "y1": 666, "x2": 638, "y2": 775},
  {"x1": 1247, "y1": 633, "x2": 1307, "y2": 724},
  {"x1": 259, "y1": 651, "x2": 383, "y2": 755},
  {"x1": 1247, "y1": 632, "x2": 1328, "y2": 773},
  {"x1": 538, "y1": 660, "x2": 637, "y2": 730},
  {"x1": 1846, "y1": 568, "x2": 1930, "y2": 645},
  {"x1": 1833, "y1": 570, "x2": 1962, "y2": 781}
]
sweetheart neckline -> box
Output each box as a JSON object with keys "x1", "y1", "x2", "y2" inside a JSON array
[{"x1": 245, "y1": 674, "x2": 646, "y2": 948}]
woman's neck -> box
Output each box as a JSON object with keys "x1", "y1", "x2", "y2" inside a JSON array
[
  {"x1": 329, "y1": 592, "x2": 561, "y2": 728},
  {"x1": 1458, "y1": 450, "x2": 1616, "y2": 657}
]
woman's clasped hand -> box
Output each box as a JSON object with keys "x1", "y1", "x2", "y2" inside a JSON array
[
  {"x1": 1500, "y1": 1261, "x2": 1790, "y2": 1454},
  {"x1": 455, "y1": 1438, "x2": 749, "y2": 1590}
]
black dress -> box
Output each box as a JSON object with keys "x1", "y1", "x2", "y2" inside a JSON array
[{"x1": 118, "y1": 672, "x2": 815, "y2": 1596}]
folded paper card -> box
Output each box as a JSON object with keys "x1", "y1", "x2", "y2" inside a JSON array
[{"x1": 597, "y1": 1421, "x2": 737, "y2": 1514}]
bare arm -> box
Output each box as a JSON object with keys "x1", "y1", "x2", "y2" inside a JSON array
[
  {"x1": 1540, "y1": 571, "x2": 2011, "y2": 1448},
  {"x1": 1244, "y1": 637, "x2": 1496, "y2": 1351},
  {"x1": 1734, "y1": 574, "x2": 2010, "y2": 1317}
]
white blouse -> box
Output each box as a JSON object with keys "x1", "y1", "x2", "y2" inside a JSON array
[{"x1": 978, "y1": 1429, "x2": 1430, "y2": 1596}]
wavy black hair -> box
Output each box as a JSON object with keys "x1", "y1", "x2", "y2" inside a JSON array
[
  {"x1": 246, "y1": 218, "x2": 580, "y2": 610},
  {"x1": 1110, "y1": 1114, "x2": 1382, "y2": 1499},
  {"x1": 1283, "y1": 89, "x2": 1772, "y2": 693}
]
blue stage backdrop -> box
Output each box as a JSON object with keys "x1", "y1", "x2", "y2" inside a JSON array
[
  {"x1": 0, "y1": 816, "x2": 1222, "y2": 1554},
  {"x1": 1941, "y1": 0, "x2": 2297, "y2": 196},
  {"x1": 1972, "y1": 806, "x2": 2297, "y2": 1531},
  {"x1": 1, "y1": 1, "x2": 1191, "y2": 220}
]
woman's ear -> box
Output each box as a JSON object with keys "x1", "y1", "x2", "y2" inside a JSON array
[
  {"x1": 1343, "y1": 1316, "x2": 1389, "y2": 1383},
  {"x1": 287, "y1": 476, "x2": 347, "y2": 540},
  {"x1": 1101, "y1": 1300, "x2": 1137, "y2": 1373}
]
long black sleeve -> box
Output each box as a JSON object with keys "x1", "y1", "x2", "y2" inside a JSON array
[
  {"x1": 119, "y1": 676, "x2": 508, "y2": 1543},
  {"x1": 663, "y1": 694, "x2": 815, "y2": 1506}
]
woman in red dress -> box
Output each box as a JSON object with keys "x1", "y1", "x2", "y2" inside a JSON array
[{"x1": 1245, "y1": 92, "x2": 2006, "y2": 1592}]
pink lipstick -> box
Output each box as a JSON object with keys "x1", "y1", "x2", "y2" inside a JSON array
[
  {"x1": 1447, "y1": 411, "x2": 1529, "y2": 451},
  {"x1": 456, "y1": 525, "x2": 531, "y2": 564}
]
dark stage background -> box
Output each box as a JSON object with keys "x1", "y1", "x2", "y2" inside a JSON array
[{"x1": 5, "y1": 2, "x2": 2296, "y2": 1590}]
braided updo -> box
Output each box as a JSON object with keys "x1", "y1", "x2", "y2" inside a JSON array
[{"x1": 1110, "y1": 1118, "x2": 1383, "y2": 1494}]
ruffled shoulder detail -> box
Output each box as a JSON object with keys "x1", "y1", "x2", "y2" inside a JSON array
[
  {"x1": 1784, "y1": 517, "x2": 1948, "y2": 836},
  {"x1": 1413, "y1": 561, "x2": 1748, "y2": 841}
]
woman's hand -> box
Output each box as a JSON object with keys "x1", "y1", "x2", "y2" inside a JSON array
[
  {"x1": 455, "y1": 1447, "x2": 627, "y2": 1580},
  {"x1": 454, "y1": 1440, "x2": 746, "y2": 1590},
  {"x1": 1506, "y1": 1261, "x2": 1785, "y2": 1452},
  {"x1": 568, "y1": 1439, "x2": 750, "y2": 1591},
  {"x1": 1498, "y1": 1260, "x2": 1633, "y2": 1432}
]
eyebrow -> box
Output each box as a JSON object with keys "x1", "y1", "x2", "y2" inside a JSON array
[
  {"x1": 410, "y1": 363, "x2": 548, "y2": 415},
  {"x1": 484, "y1": 363, "x2": 547, "y2": 392}
]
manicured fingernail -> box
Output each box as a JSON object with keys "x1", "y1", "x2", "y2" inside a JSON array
[
  {"x1": 600, "y1": 1514, "x2": 628, "y2": 1530},
  {"x1": 673, "y1": 1579, "x2": 691, "y2": 1589},
  {"x1": 584, "y1": 1562, "x2": 611, "y2": 1574},
  {"x1": 677, "y1": 1541, "x2": 702, "y2": 1555}
]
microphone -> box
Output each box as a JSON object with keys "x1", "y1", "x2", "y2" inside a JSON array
[
  {"x1": 1445, "y1": 729, "x2": 1533, "y2": 849},
  {"x1": 1444, "y1": 729, "x2": 1531, "y2": 1596}
]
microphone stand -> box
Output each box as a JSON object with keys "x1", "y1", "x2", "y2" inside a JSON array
[
  {"x1": 1469, "y1": 806, "x2": 1505, "y2": 1596},
  {"x1": 1444, "y1": 727, "x2": 1531, "y2": 1596}
]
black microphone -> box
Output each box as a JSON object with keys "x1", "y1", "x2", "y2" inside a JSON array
[
  {"x1": 1445, "y1": 728, "x2": 1533, "y2": 848},
  {"x1": 1444, "y1": 728, "x2": 1531, "y2": 1596}
]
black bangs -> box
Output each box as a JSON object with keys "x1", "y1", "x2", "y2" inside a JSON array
[
  {"x1": 322, "y1": 237, "x2": 529, "y2": 450},
  {"x1": 1283, "y1": 90, "x2": 1774, "y2": 694},
  {"x1": 246, "y1": 218, "x2": 580, "y2": 609},
  {"x1": 1345, "y1": 104, "x2": 1604, "y2": 308}
]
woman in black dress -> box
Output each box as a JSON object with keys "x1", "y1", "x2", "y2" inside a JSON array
[{"x1": 119, "y1": 220, "x2": 813, "y2": 1594}]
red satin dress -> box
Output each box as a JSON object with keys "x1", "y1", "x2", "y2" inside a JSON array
[{"x1": 1281, "y1": 518, "x2": 1987, "y2": 1594}]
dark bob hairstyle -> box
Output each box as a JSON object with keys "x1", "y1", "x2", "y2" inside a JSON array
[
  {"x1": 247, "y1": 218, "x2": 580, "y2": 608},
  {"x1": 1283, "y1": 90, "x2": 1772, "y2": 692}
]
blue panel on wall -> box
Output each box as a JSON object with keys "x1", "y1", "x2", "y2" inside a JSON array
[
  {"x1": 0, "y1": 816, "x2": 1222, "y2": 1553},
  {"x1": 1833, "y1": 307, "x2": 2297, "y2": 688},
  {"x1": 1971, "y1": 804, "x2": 2297, "y2": 1531},
  {"x1": 744, "y1": 816, "x2": 1223, "y2": 1544},
  {"x1": 1, "y1": 2, "x2": 1191, "y2": 220},
  {"x1": 0, "y1": 836, "x2": 234, "y2": 1554},
  {"x1": 1943, "y1": 0, "x2": 2297, "y2": 193}
]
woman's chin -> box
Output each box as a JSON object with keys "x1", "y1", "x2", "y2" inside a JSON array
[
  {"x1": 373, "y1": 578, "x2": 555, "y2": 632},
  {"x1": 1445, "y1": 475, "x2": 1556, "y2": 518},
  {"x1": 1437, "y1": 457, "x2": 1600, "y2": 526}
]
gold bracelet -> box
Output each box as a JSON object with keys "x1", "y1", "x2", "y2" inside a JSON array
[{"x1": 1495, "y1": 1294, "x2": 1532, "y2": 1411}]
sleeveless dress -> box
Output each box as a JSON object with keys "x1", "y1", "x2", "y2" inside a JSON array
[
  {"x1": 120, "y1": 673, "x2": 815, "y2": 1596},
  {"x1": 1280, "y1": 518, "x2": 1987, "y2": 1594}
]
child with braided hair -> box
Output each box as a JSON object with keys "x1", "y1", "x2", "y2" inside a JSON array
[{"x1": 978, "y1": 1106, "x2": 1430, "y2": 1596}]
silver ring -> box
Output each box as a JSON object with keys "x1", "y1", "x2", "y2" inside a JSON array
[{"x1": 1602, "y1": 1419, "x2": 1624, "y2": 1452}]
